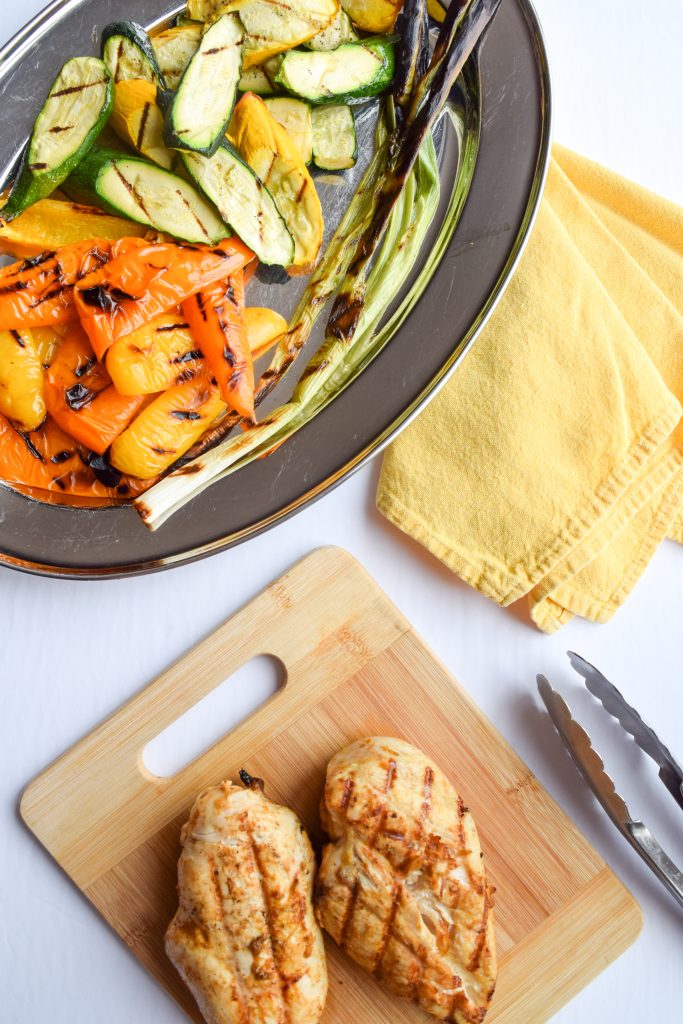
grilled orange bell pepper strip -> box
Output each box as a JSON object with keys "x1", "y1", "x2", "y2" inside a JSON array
[
  {"x1": 74, "y1": 238, "x2": 255, "y2": 360},
  {"x1": 0, "y1": 412, "x2": 149, "y2": 500},
  {"x1": 0, "y1": 238, "x2": 112, "y2": 329},
  {"x1": 183, "y1": 271, "x2": 254, "y2": 420},
  {"x1": 43, "y1": 326, "x2": 146, "y2": 454},
  {"x1": 243, "y1": 257, "x2": 259, "y2": 286}
]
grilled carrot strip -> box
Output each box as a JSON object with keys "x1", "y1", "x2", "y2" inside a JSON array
[
  {"x1": 183, "y1": 271, "x2": 254, "y2": 420},
  {"x1": 74, "y1": 238, "x2": 254, "y2": 360},
  {"x1": 0, "y1": 238, "x2": 112, "y2": 328},
  {"x1": 0, "y1": 412, "x2": 148, "y2": 499},
  {"x1": 43, "y1": 326, "x2": 146, "y2": 454}
]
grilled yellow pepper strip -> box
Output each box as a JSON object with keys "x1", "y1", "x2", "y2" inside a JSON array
[
  {"x1": 0, "y1": 328, "x2": 46, "y2": 430},
  {"x1": 107, "y1": 307, "x2": 287, "y2": 395},
  {"x1": 110, "y1": 375, "x2": 226, "y2": 478}
]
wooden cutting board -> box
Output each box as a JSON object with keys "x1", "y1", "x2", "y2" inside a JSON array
[{"x1": 21, "y1": 546, "x2": 641, "y2": 1023}]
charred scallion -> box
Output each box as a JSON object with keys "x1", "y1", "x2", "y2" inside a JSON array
[
  {"x1": 328, "y1": 0, "x2": 502, "y2": 347},
  {"x1": 394, "y1": 0, "x2": 430, "y2": 109}
]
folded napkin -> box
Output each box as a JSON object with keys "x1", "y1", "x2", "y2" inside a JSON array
[{"x1": 377, "y1": 144, "x2": 683, "y2": 632}]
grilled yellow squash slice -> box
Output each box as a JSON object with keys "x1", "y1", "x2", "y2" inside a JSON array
[
  {"x1": 232, "y1": 93, "x2": 323, "y2": 272},
  {"x1": 0, "y1": 198, "x2": 147, "y2": 259},
  {"x1": 264, "y1": 97, "x2": 313, "y2": 164},
  {"x1": 110, "y1": 376, "x2": 226, "y2": 478},
  {"x1": 111, "y1": 80, "x2": 173, "y2": 170},
  {"x1": 151, "y1": 23, "x2": 202, "y2": 91},
  {"x1": 0, "y1": 328, "x2": 46, "y2": 430},
  {"x1": 341, "y1": 0, "x2": 402, "y2": 34},
  {"x1": 193, "y1": 0, "x2": 339, "y2": 68},
  {"x1": 187, "y1": 0, "x2": 238, "y2": 17}
]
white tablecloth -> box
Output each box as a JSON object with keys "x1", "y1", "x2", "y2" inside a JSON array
[{"x1": 1, "y1": 2, "x2": 681, "y2": 1021}]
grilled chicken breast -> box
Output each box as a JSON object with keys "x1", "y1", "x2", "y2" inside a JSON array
[
  {"x1": 165, "y1": 773, "x2": 327, "y2": 1024},
  {"x1": 315, "y1": 738, "x2": 496, "y2": 1023}
]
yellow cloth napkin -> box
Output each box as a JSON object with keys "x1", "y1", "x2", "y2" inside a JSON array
[{"x1": 377, "y1": 145, "x2": 683, "y2": 632}]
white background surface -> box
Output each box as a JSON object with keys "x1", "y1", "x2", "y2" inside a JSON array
[{"x1": 1, "y1": 1, "x2": 682, "y2": 1022}]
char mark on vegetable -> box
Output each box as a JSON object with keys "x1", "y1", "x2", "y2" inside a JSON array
[
  {"x1": 52, "y1": 79, "x2": 108, "y2": 97},
  {"x1": 20, "y1": 432, "x2": 45, "y2": 462}
]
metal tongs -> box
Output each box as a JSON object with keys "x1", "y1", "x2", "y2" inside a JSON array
[{"x1": 537, "y1": 652, "x2": 683, "y2": 909}]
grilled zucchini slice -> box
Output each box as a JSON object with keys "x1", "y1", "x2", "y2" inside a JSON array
[
  {"x1": 264, "y1": 98, "x2": 313, "y2": 164},
  {"x1": 1, "y1": 57, "x2": 113, "y2": 221},
  {"x1": 165, "y1": 13, "x2": 245, "y2": 156},
  {"x1": 276, "y1": 38, "x2": 395, "y2": 103},
  {"x1": 182, "y1": 143, "x2": 294, "y2": 266},
  {"x1": 151, "y1": 23, "x2": 202, "y2": 91},
  {"x1": 111, "y1": 80, "x2": 173, "y2": 169},
  {"x1": 101, "y1": 21, "x2": 166, "y2": 87},
  {"x1": 232, "y1": 93, "x2": 323, "y2": 272},
  {"x1": 239, "y1": 65, "x2": 275, "y2": 95},
  {"x1": 64, "y1": 146, "x2": 228, "y2": 245},
  {"x1": 311, "y1": 104, "x2": 356, "y2": 170},
  {"x1": 239, "y1": 0, "x2": 340, "y2": 69},
  {"x1": 306, "y1": 9, "x2": 358, "y2": 50}
]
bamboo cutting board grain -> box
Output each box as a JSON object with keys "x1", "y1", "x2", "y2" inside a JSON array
[{"x1": 21, "y1": 547, "x2": 641, "y2": 1023}]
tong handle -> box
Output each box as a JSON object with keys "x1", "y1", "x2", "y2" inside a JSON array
[{"x1": 627, "y1": 821, "x2": 683, "y2": 910}]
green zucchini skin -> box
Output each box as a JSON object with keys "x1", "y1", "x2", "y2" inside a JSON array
[
  {"x1": 181, "y1": 143, "x2": 295, "y2": 266},
  {"x1": 275, "y1": 38, "x2": 396, "y2": 104},
  {"x1": 165, "y1": 13, "x2": 245, "y2": 157},
  {"x1": 101, "y1": 21, "x2": 167, "y2": 88},
  {"x1": 311, "y1": 104, "x2": 357, "y2": 170},
  {"x1": 2, "y1": 57, "x2": 113, "y2": 222},
  {"x1": 63, "y1": 145, "x2": 229, "y2": 245}
]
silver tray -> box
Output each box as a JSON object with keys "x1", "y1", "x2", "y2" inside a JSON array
[{"x1": 0, "y1": 0, "x2": 551, "y2": 577}]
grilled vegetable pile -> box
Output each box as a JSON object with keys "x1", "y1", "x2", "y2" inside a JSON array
[
  {"x1": 0, "y1": 233, "x2": 293, "y2": 496},
  {"x1": 0, "y1": 0, "x2": 501, "y2": 519}
]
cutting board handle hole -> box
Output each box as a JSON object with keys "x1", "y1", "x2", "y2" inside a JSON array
[{"x1": 141, "y1": 654, "x2": 286, "y2": 778}]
